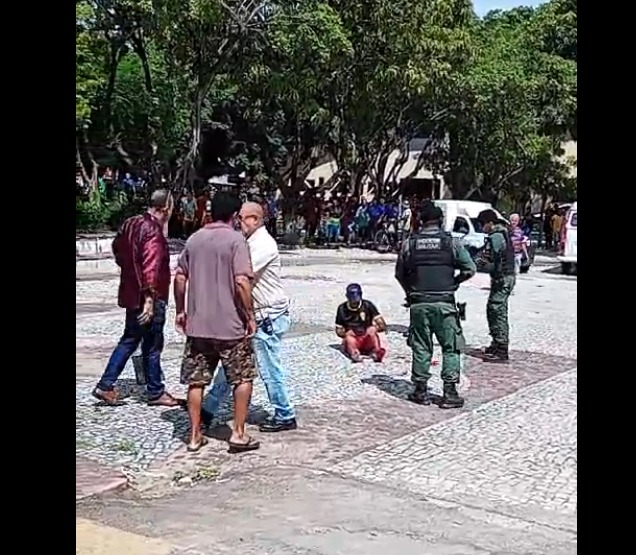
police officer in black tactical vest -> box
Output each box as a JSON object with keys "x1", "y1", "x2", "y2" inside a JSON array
[
  {"x1": 395, "y1": 202, "x2": 476, "y2": 408},
  {"x1": 476, "y1": 209, "x2": 516, "y2": 362}
]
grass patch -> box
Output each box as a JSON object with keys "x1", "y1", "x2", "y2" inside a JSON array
[{"x1": 111, "y1": 439, "x2": 138, "y2": 454}]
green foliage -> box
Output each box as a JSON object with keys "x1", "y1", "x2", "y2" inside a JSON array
[
  {"x1": 76, "y1": 0, "x2": 577, "y2": 229},
  {"x1": 438, "y1": 2, "x2": 577, "y2": 201},
  {"x1": 76, "y1": 1, "x2": 108, "y2": 127}
]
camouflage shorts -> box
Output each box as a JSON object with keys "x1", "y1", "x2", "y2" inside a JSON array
[{"x1": 180, "y1": 337, "x2": 257, "y2": 387}]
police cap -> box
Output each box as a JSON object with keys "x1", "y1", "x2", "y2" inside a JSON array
[{"x1": 420, "y1": 201, "x2": 443, "y2": 225}]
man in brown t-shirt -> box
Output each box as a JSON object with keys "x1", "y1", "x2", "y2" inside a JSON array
[{"x1": 173, "y1": 192, "x2": 260, "y2": 453}]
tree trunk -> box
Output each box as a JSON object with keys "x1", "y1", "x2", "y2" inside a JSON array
[
  {"x1": 176, "y1": 95, "x2": 203, "y2": 189},
  {"x1": 131, "y1": 31, "x2": 153, "y2": 93},
  {"x1": 78, "y1": 129, "x2": 99, "y2": 195}
]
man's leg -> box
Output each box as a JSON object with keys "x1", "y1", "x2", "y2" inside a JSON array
[
  {"x1": 180, "y1": 338, "x2": 218, "y2": 450},
  {"x1": 94, "y1": 310, "x2": 142, "y2": 404},
  {"x1": 254, "y1": 314, "x2": 296, "y2": 432},
  {"x1": 486, "y1": 281, "x2": 499, "y2": 347},
  {"x1": 343, "y1": 332, "x2": 363, "y2": 362},
  {"x1": 433, "y1": 304, "x2": 465, "y2": 409},
  {"x1": 361, "y1": 326, "x2": 385, "y2": 362},
  {"x1": 221, "y1": 338, "x2": 260, "y2": 452},
  {"x1": 408, "y1": 303, "x2": 434, "y2": 405},
  {"x1": 485, "y1": 276, "x2": 514, "y2": 362},
  {"x1": 140, "y1": 300, "x2": 177, "y2": 405}
]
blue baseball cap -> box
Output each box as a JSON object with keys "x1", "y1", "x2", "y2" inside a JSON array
[{"x1": 346, "y1": 283, "x2": 362, "y2": 300}]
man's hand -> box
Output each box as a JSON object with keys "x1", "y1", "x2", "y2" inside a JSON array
[
  {"x1": 245, "y1": 317, "x2": 257, "y2": 339},
  {"x1": 138, "y1": 296, "x2": 154, "y2": 325},
  {"x1": 175, "y1": 312, "x2": 187, "y2": 334}
]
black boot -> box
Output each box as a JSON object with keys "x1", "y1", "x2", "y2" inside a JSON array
[
  {"x1": 484, "y1": 342, "x2": 497, "y2": 355},
  {"x1": 439, "y1": 382, "x2": 464, "y2": 409},
  {"x1": 484, "y1": 344, "x2": 509, "y2": 363},
  {"x1": 408, "y1": 383, "x2": 430, "y2": 405}
]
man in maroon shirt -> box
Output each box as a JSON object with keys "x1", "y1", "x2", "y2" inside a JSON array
[
  {"x1": 174, "y1": 192, "x2": 260, "y2": 453},
  {"x1": 92, "y1": 190, "x2": 181, "y2": 407}
]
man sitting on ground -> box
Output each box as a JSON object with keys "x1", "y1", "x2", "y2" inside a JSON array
[{"x1": 335, "y1": 283, "x2": 387, "y2": 362}]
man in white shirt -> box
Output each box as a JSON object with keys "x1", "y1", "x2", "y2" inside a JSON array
[
  {"x1": 400, "y1": 200, "x2": 412, "y2": 234},
  {"x1": 202, "y1": 202, "x2": 297, "y2": 433}
]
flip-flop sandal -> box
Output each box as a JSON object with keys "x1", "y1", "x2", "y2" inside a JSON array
[
  {"x1": 186, "y1": 437, "x2": 209, "y2": 452},
  {"x1": 228, "y1": 437, "x2": 261, "y2": 454}
]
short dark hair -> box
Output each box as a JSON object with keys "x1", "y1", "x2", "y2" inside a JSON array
[
  {"x1": 210, "y1": 191, "x2": 240, "y2": 222},
  {"x1": 419, "y1": 201, "x2": 443, "y2": 224},
  {"x1": 477, "y1": 209, "x2": 498, "y2": 225},
  {"x1": 149, "y1": 189, "x2": 172, "y2": 209}
]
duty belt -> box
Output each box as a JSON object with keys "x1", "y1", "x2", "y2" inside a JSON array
[{"x1": 408, "y1": 291, "x2": 456, "y2": 304}]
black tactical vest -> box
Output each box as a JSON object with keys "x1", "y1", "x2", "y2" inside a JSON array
[
  {"x1": 488, "y1": 228, "x2": 516, "y2": 276},
  {"x1": 405, "y1": 229, "x2": 456, "y2": 302}
]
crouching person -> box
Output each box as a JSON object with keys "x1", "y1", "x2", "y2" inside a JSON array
[{"x1": 335, "y1": 283, "x2": 387, "y2": 363}]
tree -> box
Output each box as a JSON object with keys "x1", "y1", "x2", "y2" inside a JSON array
[
  {"x1": 318, "y1": 0, "x2": 473, "y2": 197},
  {"x1": 437, "y1": 4, "x2": 576, "y2": 204},
  {"x1": 233, "y1": 0, "x2": 352, "y2": 208},
  {"x1": 152, "y1": 0, "x2": 269, "y2": 187},
  {"x1": 76, "y1": 1, "x2": 109, "y2": 188}
]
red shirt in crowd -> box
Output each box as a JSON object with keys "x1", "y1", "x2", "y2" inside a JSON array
[{"x1": 112, "y1": 212, "x2": 171, "y2": 309}]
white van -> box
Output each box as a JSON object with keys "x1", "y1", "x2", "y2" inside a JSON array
[
  {"x1": 434, "y1": 200, "x2": 505, "y2": 253},
  {"x1": 558, "y1": 201, "x2": 577, "y2": 274}
]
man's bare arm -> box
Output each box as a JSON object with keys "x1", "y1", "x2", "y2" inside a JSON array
[
  {"x1": 235, "y1": 275, "x2": 255, "y2": 323},
  {"x1": 372, "y1": 315, "x2": 387, "y2": 332},
  {"x1": 173, "y1": 266, "x2": 188, "y2": 314}
]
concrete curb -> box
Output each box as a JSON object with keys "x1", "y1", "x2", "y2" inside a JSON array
[{"x1": 76, "y1": 457, "x2": 129, "y2": 501}]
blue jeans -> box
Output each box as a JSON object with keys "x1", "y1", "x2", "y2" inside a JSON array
[
  {"x1": 326, "y1": 222, "x2": 340, "y2": 242},
  {"x1": 96, "y1": 300, "x2": 166, "y2": 401},
  {"x1": 203, "y1": 313, "x2": 295, "y2": 422}
]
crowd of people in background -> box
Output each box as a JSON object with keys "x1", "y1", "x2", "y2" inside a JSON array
[
  {"x1": 171, "y1": 185, "x2": 569, "y2": 253},
  {"x1": 76, "y1": 166, "x2": 569, "y2": 253},
  {"x1": 171, "y1": 187, "x2": 416, "y2": 247}
]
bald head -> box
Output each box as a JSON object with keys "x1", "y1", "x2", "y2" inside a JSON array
[
  {"x1": 238, "y1": 201, "x2": 264, "y2": 237},
  {"x1": 147, "y1": 188, "x2": 174, "y2": 229},
  {"x1": 241, "y1": 202, "x2": 264, "y2": 220},
  {"x1": 149, "y1": 189, "x2": 173, "y2": 210}
]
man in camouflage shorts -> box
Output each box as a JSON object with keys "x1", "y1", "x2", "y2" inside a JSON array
[
  {"x1": 181, "y1": 338, "x2": 256, "y2": 389},
  {"x1": 174, "y1": 192, "x2": 260, "y2": 453}
]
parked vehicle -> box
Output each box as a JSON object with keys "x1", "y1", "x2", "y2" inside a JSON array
[
  {"x1": 558, "y1": 201, "x2": 577, "y2": 274},
  {"x1": 434, "y1": 200, "x2": 536, "y2": 272}
]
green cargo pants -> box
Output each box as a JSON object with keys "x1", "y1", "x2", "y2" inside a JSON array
[
  {"x1": 409, "y1": 302, "x2": 465, "y2": 385},
  {"x1": 486, "y1": 275, "x2": 516, "y2": 345}
]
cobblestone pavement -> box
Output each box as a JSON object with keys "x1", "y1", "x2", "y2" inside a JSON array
[
  {"x1": 77, "y1": 248, "x2": 576, "y2": 553},
  {"x1": 76, "y1": 249, "x2": 576, "y2": 480},
  {"x1": 333, "y1": 369, "x2": 577, "y2": 528}
]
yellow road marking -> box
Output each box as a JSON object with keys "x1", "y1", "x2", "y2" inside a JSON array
[{"x1": 76, "y1": 518, "x2": 174, "y2": 555}]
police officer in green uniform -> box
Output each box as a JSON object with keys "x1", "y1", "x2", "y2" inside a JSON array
[
  {"x1": 395, "y1": 202, "x2": 476, "y2": 408},
  {"x1": 476, "y1": 209, "x2": 516, "y2": 362}
]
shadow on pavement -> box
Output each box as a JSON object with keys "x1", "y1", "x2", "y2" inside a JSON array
[
  {"x1": 160, "y1": 403, "x2": 270, "y2": 445},
  {"x1": 464, "y1": 347, "x2": 490, "y2": 362},
  {"x1": 204, "y1": 423, "x2": 232, "y2": 442},
  {"x1": 361, "y1": 374, "x2": 443, "y2": 406},
  {"x1": 541, "y1": 265, "x2": 577, "y2": 276},
  {"x1": 387, "y1": 323, "x2": 409, "y2": 335},
  {"x1": 112, "y1": 378, "x2": 147, "y2": 402}
]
